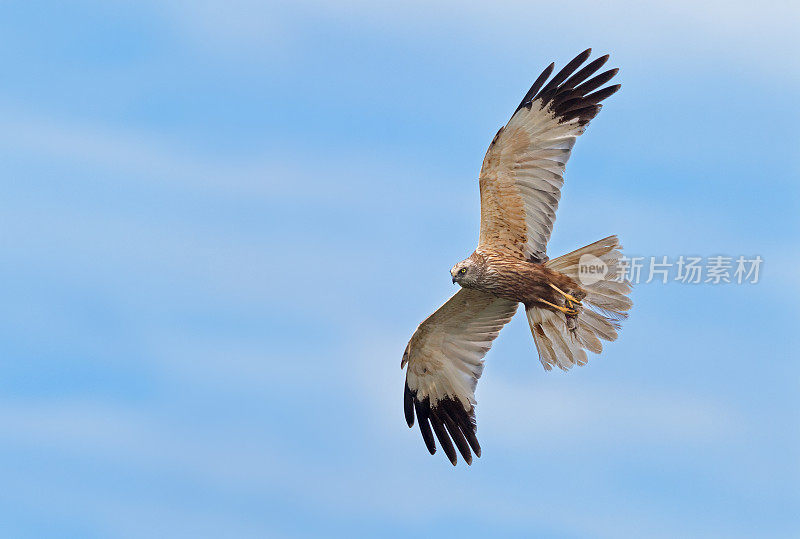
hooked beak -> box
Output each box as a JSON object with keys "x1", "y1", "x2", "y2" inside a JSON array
[{"x1": 452, "y1": 275, "x2": 457, "y2": 284}]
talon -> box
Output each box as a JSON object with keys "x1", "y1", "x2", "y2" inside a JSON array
[
  {"x1": 549, "y1": 283, "x2": 582, "y2": 306},
  {"x1": 538, "y1": 298, "x2": 579, "y2": 317}
]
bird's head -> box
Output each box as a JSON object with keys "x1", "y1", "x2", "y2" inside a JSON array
[{"x1": 450, "y1": 257, "x2": 481, "y2": 287}]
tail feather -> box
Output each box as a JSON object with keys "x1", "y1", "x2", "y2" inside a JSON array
[{"x1": 527, "y1": 235, "x2": 632, "y2": 371}]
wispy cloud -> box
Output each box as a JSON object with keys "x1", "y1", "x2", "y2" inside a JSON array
[
  {"x1": 1, "y1": 2, "x2": 797, "y2": 536},
  {"x1": 137, "y1": 0, "x2": 800, "y2": 79}
]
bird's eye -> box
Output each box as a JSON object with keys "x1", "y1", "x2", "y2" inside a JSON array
[{"x1": 459, "y1": 268, "x2": 467, "y2": 274}]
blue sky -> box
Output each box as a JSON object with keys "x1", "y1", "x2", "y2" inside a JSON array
[{"x1": 1, "y1": 1, "x2": 798, "y2": 537}]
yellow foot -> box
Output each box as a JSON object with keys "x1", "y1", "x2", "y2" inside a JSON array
[
  {"x1": 538, "y1": 299, "x2": 579, "y2": 317},
  {"x1": 548, "y1": 283, "x2": 583, "y2": 306}
]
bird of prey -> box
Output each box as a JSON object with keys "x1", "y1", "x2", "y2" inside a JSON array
[{"x1": 401, "y1": 49, "x2": 633, "y2": 465}]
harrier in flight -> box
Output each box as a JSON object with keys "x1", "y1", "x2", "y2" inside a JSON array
[{"x1": 401, "y1": 49, "x2": 633, "y2": 465}]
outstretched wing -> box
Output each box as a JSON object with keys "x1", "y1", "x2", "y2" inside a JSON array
[
  {"x1": 478, "y1": 48, "x2": 620, "y2": 263},
  {"x1": 401, "y1": 289, "x2": 517, "y2": 465}
]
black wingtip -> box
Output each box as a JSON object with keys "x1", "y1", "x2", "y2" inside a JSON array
[
  {"x1": 515, "y1": 62, "x2": 554, "y2": 114},
  {"x1": 442, "y1": 409, "x2": 472, "y2": 465},
  {"x1": 536, "y1": 49, "x2": 594, "y2": 107},
  {"x1": 429, "y1": 413, "x2": 458, "y2": 465},
  {"x1": 573, "y1": 68, "x2": 618, "y2": 96},
  {"x1": 512, "y1": 50, "x2": 620, "y2": 126},
  {"x1": 413, "y1": 398, "x2": 437, "y2": 455},
  {"x1": 403, "y1": 382, "x2": 415, "y2": 428},
  {"x1": 406, "y1": 388, "x2": 484, "y2": 465},
  {"x1": 585, "y1": 84, "x2": 621, "y2": 104},
  {"x1": 576, "y1": 47, "x2": 593, "y2": 63},
  {"x1": 559, "y1": 54, "x2": 610, "y2": 94}
]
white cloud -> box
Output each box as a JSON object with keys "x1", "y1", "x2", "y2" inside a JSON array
[
  {"x1": 479, "y1": 377, "x2": 739, "y2": 448},
  {"x1": 129, "y1": 0, "x2": 800, "y2": 79},
  {"x1": 0, "y1": 399, "x2": 285, "y2": 488}
]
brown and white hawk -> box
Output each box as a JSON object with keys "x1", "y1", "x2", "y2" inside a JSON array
[{"x1": 401, "y1": 49, "x2": 633, "y2": 465}]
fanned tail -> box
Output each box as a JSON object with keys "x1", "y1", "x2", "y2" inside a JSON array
[{"x1": 526, "y1": 236, "x2": 632, "y2": 371}]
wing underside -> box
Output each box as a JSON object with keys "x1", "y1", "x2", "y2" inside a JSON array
[
  {"x1": 402, "y1": 289, "x2": 517, "y2": 465},
  {"x1": 478, "y1": 48, "x2": 620, "y2": 262}
]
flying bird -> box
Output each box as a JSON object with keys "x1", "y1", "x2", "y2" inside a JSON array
[{"x1": 401, "y1": 49, "x2": 633, "y2": 465}]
